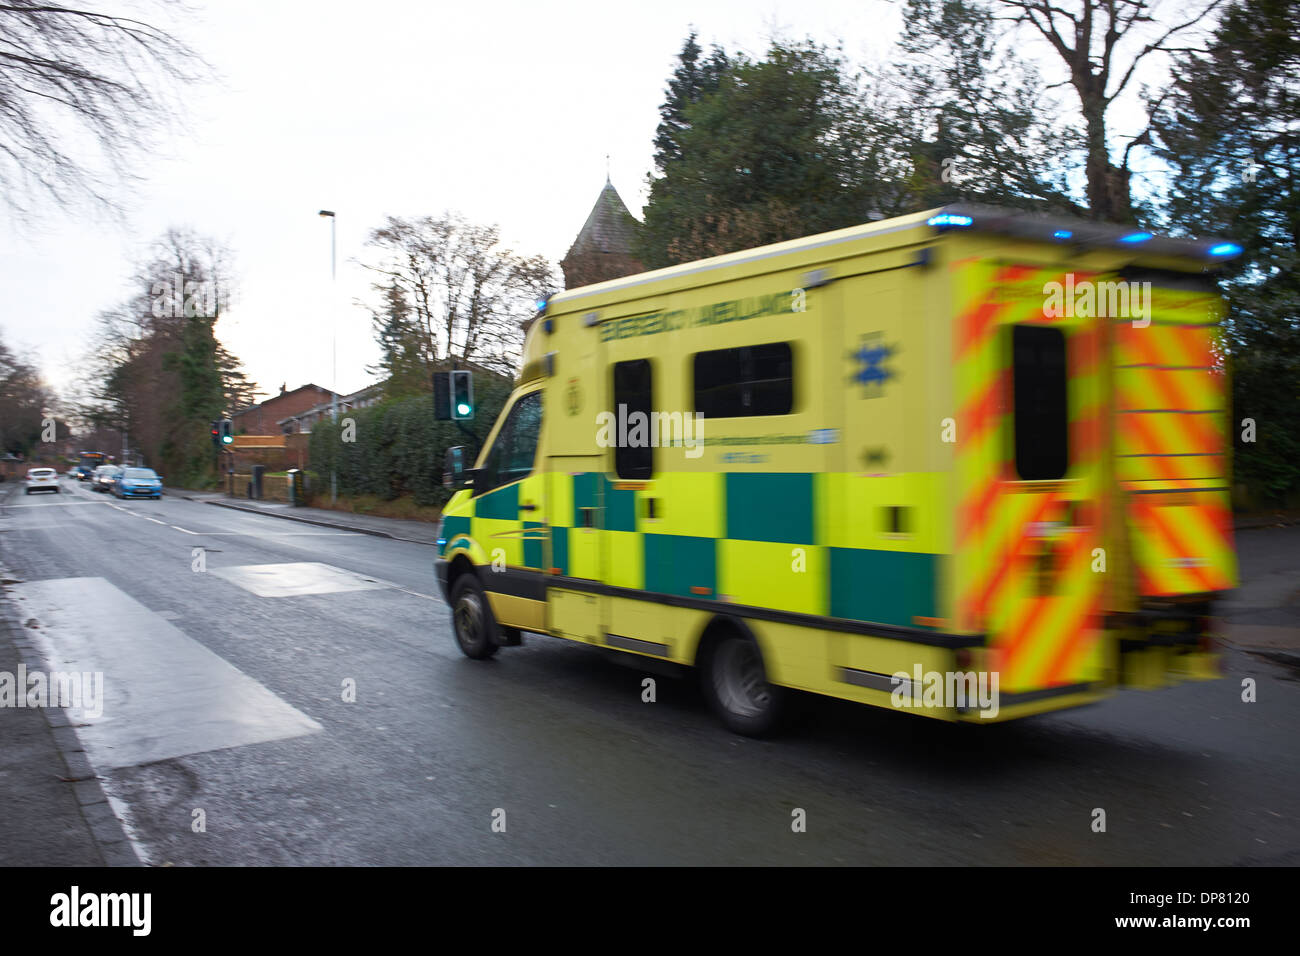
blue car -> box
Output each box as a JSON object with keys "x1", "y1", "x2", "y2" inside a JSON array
[{"x1": 113, "y1": 467, "x2": 163, "y2": 499}]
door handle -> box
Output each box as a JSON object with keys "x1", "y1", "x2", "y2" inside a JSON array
[{"x1": 520, "y1": 502, "x2": 538, "y2": 512}]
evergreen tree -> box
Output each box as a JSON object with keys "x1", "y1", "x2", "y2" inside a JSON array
[
  {"x1": 651, "y1": 31, "x2": 731, "y2": 173},
  {"x1": 639, "y1": 38, "x2": 886, "y2": 268},
  {"x1": 1152, "y1": 0, "x2": 1300, "y2": 502}
]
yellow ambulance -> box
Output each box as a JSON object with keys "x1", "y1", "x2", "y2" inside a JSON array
[{"x1": 435, "y1": 204, "x2": 1240, "y2": 735}]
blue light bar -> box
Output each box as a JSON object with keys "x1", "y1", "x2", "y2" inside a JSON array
[
  {"x1": 535, "y1": 297, "x2": 548, "y2": 312},
  {"x1": 1209, "y1": 242, "x2": 1243, "y2": 257},
  {"x1": 1053, "y1": 229, "x2": 1073, "y2": 240},
  {"x1": 1119, "y1": 231, "x2": 1153, "y2": 244},
  {"x1": 927, "y1": 213, "x2": 974, "y2": 228}
]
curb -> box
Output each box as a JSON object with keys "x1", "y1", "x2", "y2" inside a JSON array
[
  {"x1": 1231, "y1": 645, "x2": 1300, "y2": 670},
  {"x1": 201, "y1": 498, "x2": 439, "y2": 546},
  {"x1": 0, "y1": 546, "x2": 143, "y2": 866}
]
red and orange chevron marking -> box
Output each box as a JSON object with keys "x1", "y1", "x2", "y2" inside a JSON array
[
  {"x1": 953, "y1": 260, "x2": 1105, "y2": 692},
  {"x1": 1113, "y1": 289, "x2": 1237, "y2": 596}
]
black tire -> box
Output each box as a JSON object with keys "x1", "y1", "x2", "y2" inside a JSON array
[
  {"x1": 701, "y1": 630, "x2": 788, "y2": 737},
  {"x1": 449, "y1": 574, "x2": 500, "y2": 660}
]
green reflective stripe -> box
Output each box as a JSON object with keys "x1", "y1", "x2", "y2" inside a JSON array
[
  {"x1": 725, "y1": 473, "x2": 815, "y2": 544},
  {"x1": 645, "y1": 533, "x2": 717, "y2": 597},
  {"x1": 523, "y1": 521, "x2": 544, "y2": 569},
  {"x1": 604, "y1": 482, "x2": 637, "y2": 532},
  {"x1": 550, "y1": 526, "x2": 569, "y2": 574},
  {"x1": 440, "y1": 515, "x2": 471, "y2": 556},
  {"x1": 475, "y1": 482, "x2": 519, "y2": 520},
  {"x1": 829, "y1": 548, "x2": 938, "y2": 628}
]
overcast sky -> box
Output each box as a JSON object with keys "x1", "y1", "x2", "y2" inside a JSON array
[{"x1": 0, "y1": 0, "x2": 1182, "y2": 409}]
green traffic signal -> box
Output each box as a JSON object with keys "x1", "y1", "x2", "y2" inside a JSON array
[{"x1": 450, "y1": 370, "x2": 473, "y2": 420}]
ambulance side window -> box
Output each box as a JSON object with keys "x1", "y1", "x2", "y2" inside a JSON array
[
  {"x1": 478, "y1": 391, "x2": 542, "y2": 492},
  {"x1": 613, "y1": 359, "x2": 654, "y2": 479},
  {"x1": 693, "y1": 342, "x2": 793, "y2": 417},
  {"x1": 1012, "y1": 325, "x2": 1068, "y2": 480}
]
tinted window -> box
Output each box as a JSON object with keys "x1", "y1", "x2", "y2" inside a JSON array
[
  {"x1": 124, "y1": 468, "x2": 156, "y2": 479},
  {"x1": 479, "y1": 391, "x2": 542, "y2": 492},
  {"x1": 1012, "y1": 325, "x2": 1068, "y2": 480},
  {"x1": 613, "y1": 359, "x2": 653, "y2": 480},
  {"x1": 693, "y1": 342, "x2": 793, "y2": 417}
]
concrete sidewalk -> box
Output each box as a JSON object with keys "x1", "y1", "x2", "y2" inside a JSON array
[{"x1": 164, "y1": 487, "x2": 441, "y2": 546}]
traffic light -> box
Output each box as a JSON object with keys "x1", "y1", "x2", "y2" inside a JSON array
[
  {"x1": 219, "y1": 420, "x2": 233, "y2": 445},
  {"x1": 434, "y1": 370, "x2": 474, "y2": 421},
  {"x1": 210, "y1": 421, "x2": 220, "y2": 447},
  {"x1": 450, "y1": 370, "x2": 473, "y2": 420}
]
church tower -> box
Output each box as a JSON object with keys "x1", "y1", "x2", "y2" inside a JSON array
[{"x1": 560, "y1": 177, "x2": 645, "y2": 290}]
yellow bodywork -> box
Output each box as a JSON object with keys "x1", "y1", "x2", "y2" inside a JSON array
[{"x1": 438, "y1": 207, "x2": 1234, "y2": 722}]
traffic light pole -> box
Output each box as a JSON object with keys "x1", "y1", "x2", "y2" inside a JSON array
[{"x1": 454, "y1": 419, "x2": 479, "y2": 461}]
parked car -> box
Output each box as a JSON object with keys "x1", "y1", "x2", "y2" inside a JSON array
[
  {"x1": 24, "y1": 468, "x2": 60, "y2": 495},
  {"x1": 91, "y1": 464, "x2": 122, "y2": 492},
  {"x1": 113, "y1": 467, "x2": 163, "y2": 499}
]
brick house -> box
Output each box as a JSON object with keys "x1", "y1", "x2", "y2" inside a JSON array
[
  {"x1": 231, "y1": 384, "x2": 333, "y2": 435},
  {"x1": 277, "y1": 382, "x2": 386, "y2": 434},
  {"x1": 560, "y1": 177, "x2": 645, "y2": 290}
]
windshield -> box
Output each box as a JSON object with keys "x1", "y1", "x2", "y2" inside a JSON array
[{"x1": 124, "y1": 468, "x2": 156, "y2": 479}]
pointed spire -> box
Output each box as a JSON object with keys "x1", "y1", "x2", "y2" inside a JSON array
[{"x1": 560, "y1": 173, "x2": 645, "y2": 289}]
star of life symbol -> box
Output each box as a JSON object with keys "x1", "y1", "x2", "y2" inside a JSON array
[{"x1": 851, "y1": 333, "x2": 894, "y2": 397}]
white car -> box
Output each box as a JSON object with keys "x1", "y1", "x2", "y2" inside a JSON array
[{"x1": 24, "y1": 468, "x2": 60, "y2": 494}]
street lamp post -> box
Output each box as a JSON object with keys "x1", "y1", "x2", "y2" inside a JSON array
[{"x1": 319, "y1": 209, "x2": 337, "y2": 504}]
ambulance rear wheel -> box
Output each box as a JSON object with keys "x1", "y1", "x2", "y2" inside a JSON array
[
  {"x1": 450, "y1": 575, "x2": 499, "y2": 660},
  {"x1": 702, "y1": 632, "x2": 787, "y2": 737}
]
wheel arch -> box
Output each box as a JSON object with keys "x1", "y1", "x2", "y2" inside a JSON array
[{"x1": 692, "y1": 613, "x2": 763, "y2": 670}]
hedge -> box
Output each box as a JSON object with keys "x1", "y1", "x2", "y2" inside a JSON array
[{"x1": 307, "y1": 375, "x2": 514, "y2": 507}]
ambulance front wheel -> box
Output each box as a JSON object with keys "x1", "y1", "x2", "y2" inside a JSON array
[
  {"x1": 450, "y1": 574, "x2": 500, "y2": 660},
  {"x1": 702, "y1": 630, "x2": 788, "y2": 737}
]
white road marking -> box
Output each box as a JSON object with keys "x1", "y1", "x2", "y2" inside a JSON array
[
  {"x1": 169, "y1": 525, "x2": 358, "y2": 537},
  {"x1": 211, "y1": 561, "x2": 392, "y2": 598},
  {"x1": 3, "y1": 500, "x2": 105, "y2": 508},
  {"x1": 9, "y1": 577, "x2": 322, "y2": 770}
]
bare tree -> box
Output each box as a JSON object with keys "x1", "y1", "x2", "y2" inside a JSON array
[
  {"x1": 0, "y1": 1, "x2": 207, "y2": 215},
  {"x1": 362, "y1": 212, "x2": 557, "y2": 378},
  {"x1": 78, "y1": 228, "x2": 251, "y2": 479},
  {"x1": 993, "y1": 0, "x2": 1225, "y2": 222}
]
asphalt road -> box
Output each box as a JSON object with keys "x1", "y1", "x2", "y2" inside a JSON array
[{"x1": 1, "y1": 475, "x2": 1296, "y2": 865}]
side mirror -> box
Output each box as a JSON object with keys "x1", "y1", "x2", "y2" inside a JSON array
[{"x1": 443, "y1": 446, "x2": 468, "y2": 489}]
